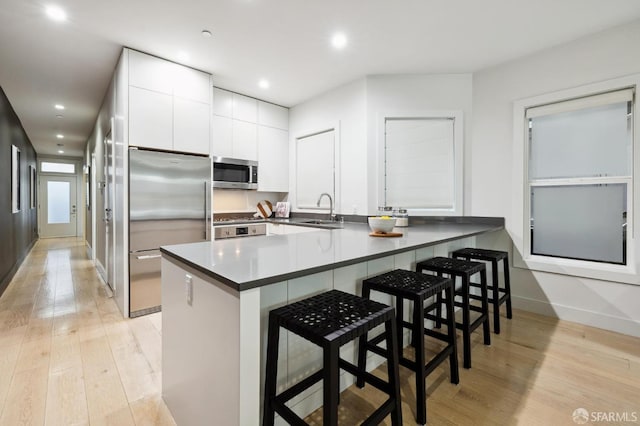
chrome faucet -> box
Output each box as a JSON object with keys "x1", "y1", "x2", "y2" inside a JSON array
[{"x1": 316, "y1": 192, "x2": 335, "y2": 221}]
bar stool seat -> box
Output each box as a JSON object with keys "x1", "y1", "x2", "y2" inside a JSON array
[
  {"x1": 357, "y1": 269, "x2": 459, "y2": 425},
  {"x1": 452, "y1": 248, "x2": 513, "y2": 334},
  {"x1": 416, "y1": 257, "x2": 491, "y2": 369},
  {"x1": 262, "y1": 289, "x2": 402, "y2": 426}
]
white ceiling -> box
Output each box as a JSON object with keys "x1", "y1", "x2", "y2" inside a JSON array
[{"x1": 2, "y1": 0, "x2": 640, "y2": 158}]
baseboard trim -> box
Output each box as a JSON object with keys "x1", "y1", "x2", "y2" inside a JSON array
[
  {"x1": 0, "y1": 237, "x2": 38, "y2": 297},
  {"x1": 512, "y1": 295, "x2": 640, "y2": 338}
]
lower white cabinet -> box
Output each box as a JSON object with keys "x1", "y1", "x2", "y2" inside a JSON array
[
  {"x1": 258, "y1": 126, "x2": 288, "y2": 192},
  {"x1": 129, "y1": 86, "x2": 173, "y2": 151}
]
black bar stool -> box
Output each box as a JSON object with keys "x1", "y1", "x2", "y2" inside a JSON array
[
  {"x1": 452, "y1": 248, "x2": 512, "y2": 334},
  {"x1": 262, "y1": 289, "x2": 402, "y2": 426},
  {"x1": 356, "y1": 269, "x2": 459, "y2": 425},
  {"x1": 415, "y1": 257, "x2": 491, "y2": 369}
]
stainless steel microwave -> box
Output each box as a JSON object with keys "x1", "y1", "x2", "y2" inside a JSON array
[{"x1": 212, "y1": 157, "x2": 258, "y2": 189}]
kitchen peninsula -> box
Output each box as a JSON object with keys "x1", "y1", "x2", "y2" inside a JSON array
[{"x1": 160, "y1": 218, "x2": 503, "y2": 426}]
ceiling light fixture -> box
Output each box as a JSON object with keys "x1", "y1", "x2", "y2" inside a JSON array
[
  {"x1": 56, "y1": 114, "x2": 63, "y2": 119},
  {"x1": 58, "y1": 150, "x2": 64, "y2": 154},
  {"x1": 56, "y1": 134, "x2": 64, "y2": 139},
  {"x1": 201, "y1": 30, "x2": 212, "y2": 38},
  {"x1": 45, "y1": 5, "x2": 67, "y2": 22},
  {"x1": 177, "y1": 51, "x2": 189, "y2": 62},
  {"x1": 54, "y1": 104, "x2": 65, "y2": 110},
  {"x1": 258, "y1": 79, "x2": 270, "y2": 89},
  {"x1": 331, "y1": 32, "x2": 347, "y2": 49}
]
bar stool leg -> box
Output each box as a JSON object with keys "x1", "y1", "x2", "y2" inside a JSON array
[
  {"x1": 480, "y1": 269, "x2": 491, "y2": 345},
  {"x1": 384, "y1": 317, "x2": 403, "y2": 426},
  {"x1": 262, "y1": 316, "x2": 280, "y2": 426},
  {"x1": 434, "y1": 272, "x2": 444, "y2": 329},
  {"x1": 461, "y1": 274, "x2": 472, "y2": 369},
  {"x1": 504, "y1": 257, "x2": 513, "y2": 319},
  {"x1": 356, "y1": 285, "x2": 371, "y2": 389},
  {"x1": 491, "y1": 259, "x2": 501, "y2": 334},
  {"x1": 414, "y1": 296, "x2": 427, "y2": 425},
  {"x1": 444, "y1": 285, "x2": 460, "y2": 384},
  {"x1": 323, "y1": 343, "x2": 339, "y2": 426}
]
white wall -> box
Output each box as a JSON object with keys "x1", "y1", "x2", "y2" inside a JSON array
[
  {"x1": 289, "y1": 79, "x2": 367, "y2": 215},
  {"x1": 471, "y1": 19, "x2": 640, "y2": 336},
  {"x1": 365, "y1": 74, "x2": 473, "y2": 214},
  {"x1": 288, "y1": 74, "x2": 473, "y2": 216}
]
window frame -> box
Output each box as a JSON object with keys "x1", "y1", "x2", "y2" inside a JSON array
[
  {"x1": 11, "y1": 145, "x2": 21, "y2": 213},
  {"x1": 378, "y1": 110, "x2": 463, "y2": 216},
  {"x1": 512, "y1": 76, "x2": 639, "y2": 285}
]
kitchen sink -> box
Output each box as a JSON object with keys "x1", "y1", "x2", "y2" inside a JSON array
[{"x1": 298, "y1": 219, "x2": 343, "y2": 229}]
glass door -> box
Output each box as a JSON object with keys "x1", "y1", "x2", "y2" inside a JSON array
[{"x1": 40, "y1": 175, "x2": 77, "y2": 237}]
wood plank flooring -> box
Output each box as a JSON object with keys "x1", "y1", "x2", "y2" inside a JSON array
[{"x1": 1, "y1": 237, "x2": 639, "y2": 425}]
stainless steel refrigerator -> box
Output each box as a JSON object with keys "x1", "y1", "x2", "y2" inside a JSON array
[{"x1": 129, "y1": 148, "x2": 210, "y2": 317}]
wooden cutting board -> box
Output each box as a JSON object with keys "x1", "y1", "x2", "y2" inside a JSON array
[{"x1": 369, "y1": 232, "x2": 403, "y2": 237}]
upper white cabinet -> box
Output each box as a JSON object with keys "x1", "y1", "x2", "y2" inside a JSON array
[
  {"x1": 232, "y1": 94, "x2": 257, "y2": 123},
  {"x1": 211, "y1": 86, "x2": 289, "y2": 191},
  {"x1": 212, "y1": 88, "x2": 233, "y2": 118},
  {"x1": 232, "y1": 120, "x2": 258, "y2": 161},
  {"x1": 258, "y1": 101, "x2": 288, "y2": 130},
  {"x1": 127, "y1": 49, "x2": 211, "y2": 155},
  {"x1": 211, "y1": 115, "x2": 233, "y2": 158},
  {"x1": 258, "y1": 126, "x2": 288, "y2": 192},
  {"x1": 174, "y1": 98, "x2": 210, "y2": 155},
  {"x1": 129, "y1": 50, "x2": 174, "y2": 95},
  {"x1": 129, "y1": 87, "x2": 173, "y2": 151}
]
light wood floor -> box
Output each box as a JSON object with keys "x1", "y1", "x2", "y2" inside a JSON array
[{"x1": 1, "y1": 238, "x2": 639, "y2": 425}]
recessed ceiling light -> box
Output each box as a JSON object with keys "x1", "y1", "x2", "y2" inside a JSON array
[
  {"x1": 201, "y1": 30, "x2": 212, "y2": 38},
  {"x1": 331, "y1": 32, "x2": 347, "y2": 49},
  {"x1": 45, "y1": 5, "x2": 67, "y2": 22},
  {"x1": 258, "y1": 79, "x2": 270, "y2": 89},
  {"x1": 54, "y1": 104, "x2": 65, "y2": 110},
  {"x1": 58, "y1": 150, "x2": 64, "y2": 154},
  {"x1": 56, "y1": 134, "x2": 64, "y2": 139},
  {"x1": 177, "y1": 51, "x2": 189, "y2": 62}
]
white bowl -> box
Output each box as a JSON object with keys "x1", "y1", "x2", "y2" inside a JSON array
[{"x1": 368, "y1": 216, "x2": 397, "y2": 233}]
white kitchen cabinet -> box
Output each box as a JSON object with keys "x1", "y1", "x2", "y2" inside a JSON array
[
  {"x1": 258, "y1": 101, "x2": 288, "y2": 130},
  {"x1": 212, "y1": 87, "x2": 233, "y2": 118},
  {"x1": 174, "y1": 67, "x2": 210, "y2": 104},
  {"x1": 129, "y1": 86, "x2": 173, "y2": 150},
  {"x1": 258, "y1": 126, "x2": 288, "y2": 192},
  {"x1": 232, "y1": 120, "x2": 257, "y2": 161},
  {"x1": 174, "y1": 97, "x2": 210, "y2": 155},
  {"x1": 129, "y1": 50, "x2": 174, "y2": 95},
  {"x1": 211, "y1": 115, "x2": 233, "y2": 158},
  {"x1": 233, "y1": 93, "x2": 258, "y2": 123}
]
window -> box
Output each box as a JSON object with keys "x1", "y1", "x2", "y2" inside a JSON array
[
  {"x1": 526, "y1": 89, "x2": 632, "y2": 266},
  {"x1": 40, "y1": 161, "x2": 75, "y2": 174},
  {"x1": 30, "y1": 165, "x2": 36, "y2": 209},
  {"x1": 11, "y1": 145, "x2": 21, "y2": 213},
  {"x1": 380, "y1": 112, "x2": 463, "y2": 215},
  {"x1": 513, "y1": 76, "x2": 639, "y2": 283}
]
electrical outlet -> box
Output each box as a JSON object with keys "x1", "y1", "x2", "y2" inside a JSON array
[{"x1": 185, "y1": 274, "x2": 193, "y2": 305}]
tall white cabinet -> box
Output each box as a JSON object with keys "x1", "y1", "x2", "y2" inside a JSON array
[
  {"x1": 212, "y1": 87, "x2": 289, "y2": 192},
  {"x1": 128, "y1": 50, "x2": 211, "y2": 155}
]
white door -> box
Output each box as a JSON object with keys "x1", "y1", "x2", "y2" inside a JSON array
[{"x1": 40, "y1": 175, "x2": 77, "y2": 238}]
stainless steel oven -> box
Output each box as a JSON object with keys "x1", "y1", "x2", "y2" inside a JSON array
[
  {"x1": 212, "y1": 157, "x2": 258, "y2": 190},
  {"x1": 213, "y1": 223, "x2": 267, "y2": 239}
]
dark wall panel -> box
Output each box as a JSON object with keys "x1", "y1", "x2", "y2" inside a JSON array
[{"x1": 0, "y1": 86, "x2": 38, "y2": 295}]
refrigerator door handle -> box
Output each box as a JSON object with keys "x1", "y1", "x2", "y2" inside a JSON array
[
  {"x1": 135, "y1": 254, "x2": 162, "y2": 260},
  {"x1": 204, "y1": 180, "x2": 210, "y2": 241}
]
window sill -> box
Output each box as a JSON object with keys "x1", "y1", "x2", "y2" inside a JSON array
[{"x1": 514, "y1": 253, "x2": 639, "y2": 285}]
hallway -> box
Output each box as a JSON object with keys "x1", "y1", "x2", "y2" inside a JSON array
[{"x1": 0, "y1": 238, "x2": 175, "y2": 425}]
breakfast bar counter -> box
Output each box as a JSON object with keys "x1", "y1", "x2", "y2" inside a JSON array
[{"x1": 159, "y1": 218, "x2": 503, "y2": 426}]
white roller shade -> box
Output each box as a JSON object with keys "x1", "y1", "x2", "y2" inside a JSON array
[
  {"x1": 526, "y1": 88, "x2": 633, "y2": 118},
  {"x1": 296, "y1": 130, "x2": 334, "y2": 209}
]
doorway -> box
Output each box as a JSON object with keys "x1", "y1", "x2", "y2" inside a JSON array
[{"x1": 40, "y1": 175, "x2": 77, "y2": 238}]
